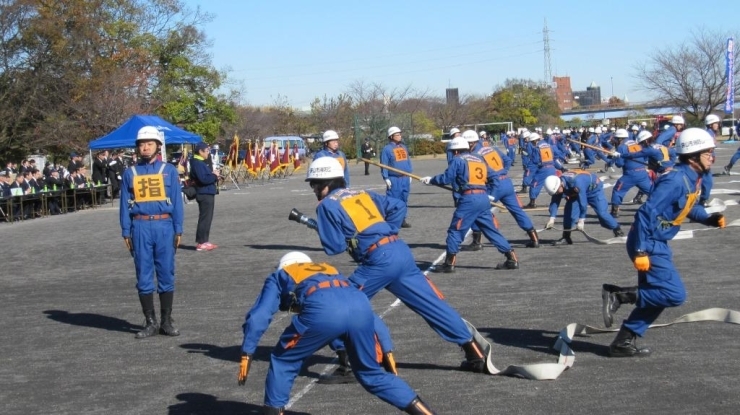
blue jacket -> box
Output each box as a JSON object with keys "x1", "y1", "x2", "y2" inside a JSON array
[
  {"x1": 380, "y1": 142, "x2": 412, "y2": 179},
  {"x1": 241, "y1": 263, "x2": 348, "y2": 355},
  {"x1": 429, "y1": 153, "x2": 495, "y2": 196},
  {"x1": 189, "y1": 155, "x2": 218, "y2": 195},
  {"x1": 615, "y1": 139, "x2": 648, "y2": 170},
  {"x1": 316, "y1": 188, "x2": 405, "y2": 262},
  {"x1": 630, "y1": 164, "x2": 710, "y2": 252}
]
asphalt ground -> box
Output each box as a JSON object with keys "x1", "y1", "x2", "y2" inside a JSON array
[{"x1": 2, "y1": 144, "x2": 740, "y2": 415}]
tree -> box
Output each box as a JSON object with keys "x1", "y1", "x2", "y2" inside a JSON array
[
  {"x1": 484, "y1": 79, "x2": 561, "y2": 127},
  {"x1": 0, "y1": 0, "x2": 236, "y2": 162},
  {"x1": 635, "y1": 28, "x2": 740, "y2": 121}
]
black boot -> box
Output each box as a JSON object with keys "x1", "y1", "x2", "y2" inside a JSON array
[
  {"x1": 262, "y1": 406, "x2": 284, "y2": 415},
  {"x1": 401, "y1": 219, "x2": 411, "y2": 228},
  {"x1": 432, "y1": 253, "x2": 456, "y2": 273},
  {"x1": 495, "y1": 250, "x2": 519, "y2": 269},
  {"x1": 601, "y1": 284, "x2": 637, "y2": 327},
  {"x1": 610, "y1": 205, "x2": 619, "y2": 218},
  {"x1": 552, "y1": 231, "x2": 573, "y2": 246},
  {"x1": 460, "y1": 340, "x2": 488, "y2": 373},
  {"x1": 135, "y1": 293, "x2": 158, "y2": 339},
  {"x1": 613, "y1": 226, "x2": 625, "y2": 237},
  {"x1": 523, "y1": 199, "x2": 536, "y2": 209},
  {"x1": 632, "y1": 192, "x2": 644, "y2": 204},
  {"x1": 405, "y1": 396, "x2": 438, "y2": 415},
  {"x1": 382, "y1": 351, "x2": 398, "y2": 375},
  {"x1": 318, "y1": 349, "x2": 357, "y2": 384},
  {"x1": 525, "y1": 228, "x2": 540, "y2": 248},
  {"x1": 517, "y1": 185, "x2": 528, "y2": 194},
  {"x1": 159, "y1": 292, "x2": 180, "y2": 336},
  {"x1": 609, "y1": 326, "x2": 651, "y2": 358},
  {"x1": 460, "y1": 231, "x2": 483, "y2": 251}
]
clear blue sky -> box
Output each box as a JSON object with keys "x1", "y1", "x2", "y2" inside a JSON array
[{"x1": 183, "y1": 0, "x2": 738, "y2": 109}]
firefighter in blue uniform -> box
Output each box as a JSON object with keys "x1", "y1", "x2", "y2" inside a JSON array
[
  {"x1": 380, "y1": 126, "x2": 413, "y2": 228},
  {"x1": 444, "y1": 127, "x2": 462, "y2": 165},
  {"x1": 120, "y1": 126, "x2": 184, "y2": 338},
  {"x1": 313, "y1": 129, "x2": 350, "y2": 186},
  {"x1": 655, "y1": 115, "x2": 685, "y2": 147},
  {"x1": 518, "y1": 131, "x2": 536, "y2": 194},
  {"x1": 306, "y1": 157, "x2": 492, "y2": 374},
  {"x1": 461, "y1": 130, "x2": 539, "y2": 250},
  {"x1": 421, "y1": 136, "x2": 519, "y2": 272},
  {"x1": 544, "y1": 170, "x2": 624, "y2": 246},
  {"x1": 238, "y1": 252, "x2": 437, "y2": 415},
  {"x1": 609, "y1": 128, "x2": 653, "y2": 217},
  {"x1": 525, "y1": 132, "x2": 560, "y2": 209},
  {"x1": 601, "y1": 128, "x2": 725, "y2": 357}
]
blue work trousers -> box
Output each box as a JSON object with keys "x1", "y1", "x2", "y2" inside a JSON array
[
  {"x1": 131, "y1": 218, "x2": 175, "y2": 294},
  {"x1": 490, "y1": 178, "x2": 533, "y2": 231},
  {"x1": 611, "y1": 170, "x2": 653, "y2": 207},
  {"x1": 448, "y1": 193, "x2": 511, "y2": 254},
  {"x1": 265, "y1": 288, "x2": 416, "y2": 409},
  {"x1": 529, "y1": 165, "x2": 557, "y2": 200},
  {"x1": 386, "y1": 176, "x2": 410, "y2": 204},
  {"x1": 563, "y1": 192, "x2": 619, "y2": 230},
  {"x1": 623, "y1": 239, "x2": 686, "y2": 336},
  {"x1": 349, "y1": 241, "x2": 472, "y2": 346}
]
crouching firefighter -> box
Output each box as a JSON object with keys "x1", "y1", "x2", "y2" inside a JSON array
[
  {"x1": 120, "y1": 126, "x2": 184, "y2": 339},
  {"x1": 601, "y1": 128, "x2": 725, "y2": 357}
]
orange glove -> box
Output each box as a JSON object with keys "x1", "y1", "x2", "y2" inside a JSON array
[
  {"x1": 633, "y1": 252, "x2": 650, "y2": 272},
  {"x1": 237, "y1": 355, "x2": 251, "y2": 385},
  {"x1": 706, "y1": 213, "x2": 725, "y2": 228}
]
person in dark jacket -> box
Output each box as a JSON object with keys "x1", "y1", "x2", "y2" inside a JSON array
[{"x1": 189, "y1": 142, "x2": 220, "y2": 251}]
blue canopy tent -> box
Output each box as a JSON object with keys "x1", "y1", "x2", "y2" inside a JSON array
[{"x1": 88, "y1": 114, "x2": 202, "y2": 160}]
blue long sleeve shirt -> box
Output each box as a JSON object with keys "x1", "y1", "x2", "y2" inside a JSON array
[
  {"x1": 429, "y1": 153, "x2": 495, "y2": 196},
  {"x1": 189, "y1": 155, "x2": 218, "y2": 195},
  {"x1": 380, "y1": 142, "x2": 413, "y2": 179}
]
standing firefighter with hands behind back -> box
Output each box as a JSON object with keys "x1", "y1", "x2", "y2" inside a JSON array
[
  {"x1": 237, "y1": 252, "x2": 437, "y2": 415},
  {"x1": 120, "y1": 126, "x2": 184, "y2": 339},
  {"x1": 601, "y1": 128, "x2": 725, "y2": 358}
]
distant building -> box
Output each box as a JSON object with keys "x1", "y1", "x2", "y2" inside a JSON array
[
  {"x1": 573, "y1": 81, "x2": 601, "y2": 107},
  {"x1": 553, "y1": 76, "x2": 574, "y2": 111},
  {"x1": 446, "y1": 88, "x2": 459, "y2": 106}
]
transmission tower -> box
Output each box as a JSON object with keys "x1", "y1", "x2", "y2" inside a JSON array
[{"x1": 543, "y1": 18, "x2": 552, "y2": 88}]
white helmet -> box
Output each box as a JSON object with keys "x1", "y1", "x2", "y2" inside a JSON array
[
  {"x1": 322, "y1": 130, "x2": 339, "y2": 142},
  {"x1": 136, "y1": 126, "x2": 163, "y2": 145},
  {"x1": 614, "y1": 128, "x2": 629, "y2": 139},
  {"x1": 544, "y1": 175, "x2": 562, "y2": 196},
  {"x1": 387, "y1": 126, "x2": 402, "y2": 138},
  {"x1": 609, "y1": 127, "x2": 616, "y2": 132},
  {"x1": 588, "y1": 127, "x2": 595, "y2": 133},
  {"x1": 522, "y1": 131, "x2": 531, "y2": 139},
  {"x1": 674, "y1": 128, "x2": 715, "y2": 155},
  {"x1": 479, "y1": 130, "x2": 487, "y2": 137},
  {"x1": 305, "y1": 157, "x2": 344, "y2": 181},
  {"x1": 449, "y1": 127, "x2": 461, "y2": 136},
  {"x1": 671, "y1": 115, "x2": 685, "y2": 125},
  {"x1": 705, "y1": 114, "x2": 721, "y2": 125},
  {"x1": 528, "y1": 133, "x2": 541, "y2": 141},
  {"x1": 449, "y1": 136, "x2": 470, "y2": 151},
  {"x1": 278, "y1": 251, "x2": 312, "y2": 270},
  {"x1": 462, "y1": 129, "x2": 479, "y2": 142},
  {"x1": 212, "y1": 144, "x2": 220, "y2": 150},
  {"x1": 546, "y1": 128, "x2": 553, "y2": 135},
  {"x1": 637, "y1": 130, "x2": 653, "y2": 143},
  {"x1": 630, "y1": 125, "x2": 639, "y2": 131},
  {"x1": 641, "y1": 121, "x2": 647, "y2": 127},
  {"x1": 595, "y1": 127, "x2": 603, "y2": 134}
]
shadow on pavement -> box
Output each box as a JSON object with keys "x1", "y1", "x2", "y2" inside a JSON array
[
  {"x1": 245, "y1": 244, "x2": 324, "y2": 252},
  {"x1": 395, "y1": 361, "x2": 461, "y2": 371},
  {"x1": 43, "y1": 309, "x2": 140, "y2": 333},
  {"x1": 168, "y1": 393, "x2": 311, "y2": 415},
  {"x1": 180, "y1": 343, "x2": 273, "y2": 362}
]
